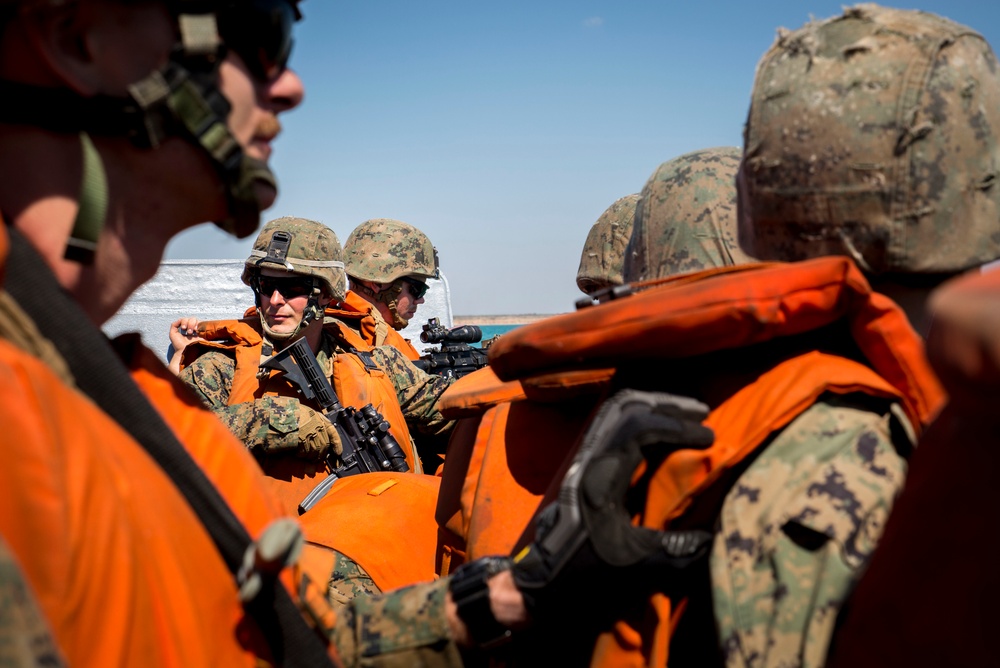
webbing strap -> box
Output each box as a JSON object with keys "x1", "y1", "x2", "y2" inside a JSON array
[
  {"x1": 64, "y1": 134, "x2": 108, "y2": 265},
  {"x1": 353, "y1": 349, "x2": 380, "y2": 372},
  {"x1": 5, "y1": 229, "x2": 335, "y2": 668}
]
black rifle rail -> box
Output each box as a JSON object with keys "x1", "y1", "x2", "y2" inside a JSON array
[{"x1": 415, "y1": 317, "x2": 492, "y2": 380}]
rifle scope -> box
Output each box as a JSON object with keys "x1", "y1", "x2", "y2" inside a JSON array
[{"x1": 420, "y1": 318, "x2": 483, "y2": 345}]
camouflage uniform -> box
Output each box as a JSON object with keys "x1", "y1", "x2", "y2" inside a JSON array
[
  {"x1": 179, "y1": 217, "x2": 458, "y2": 665},
  {"x1": 334, "y1": 579, "x2": 463, "y2": 668},
  {"x1": 711, "y1": 397, "x2": 906, "y2": 668},
  {"x1": 623, "y1": 147, "x2": 755, "y2": 282},
  {"x1": 181, "y1": 216, "x2": 452, "y2": 462},
  {"x1": 715, "y1": 5, "x2": 1000, "y2": 666},
  {"x1": 327, "y1": 551, "x2": 381, "y2": 610},
  {"x1": 576, "y1": 194, "x2": 639, "y2": 294},
  {"x1": 0, "y1": 536, "x2": 65, "y2": 667},
  {"x1": 180, "y1": 329, "x2": 452, "y2": 458}
]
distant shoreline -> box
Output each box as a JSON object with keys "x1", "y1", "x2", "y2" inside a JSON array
[{"x1": 453, "y1": 314, "x2": 560, "y2": 325}]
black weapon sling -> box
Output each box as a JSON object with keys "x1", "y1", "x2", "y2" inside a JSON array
[{"x1": 4, "y1": 229, "x2": 336, "y2": 668}]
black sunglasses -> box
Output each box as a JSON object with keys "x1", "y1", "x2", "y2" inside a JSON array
[
  {"x1": 402, "y1": 277, "x2": 429, "y2": 300},
  {"x1": 217, "y1": 0, "x2": 297, "y2": 82},
  {"x1": 255, "y1": 274, "x2": 314, "y2": 299}
]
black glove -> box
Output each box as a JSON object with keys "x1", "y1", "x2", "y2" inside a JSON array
[{"x1": 510, "y1": 389, "x2": 715, "y2": 622}]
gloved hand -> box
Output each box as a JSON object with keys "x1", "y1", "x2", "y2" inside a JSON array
[
  {"x1": 297, "y1": 406, "x2": 344, "y2": 461},
  {"x1": 510, "y1": 389, "x2": 715, "y2": 622}
]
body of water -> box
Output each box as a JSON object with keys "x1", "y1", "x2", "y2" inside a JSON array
[{"x1": 477, "y1": 324, "x2": 520, "y2": 342}]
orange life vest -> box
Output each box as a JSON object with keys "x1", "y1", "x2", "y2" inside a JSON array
[
  {"x1": 182, "y1": 316, "x2": 421, "y2": 517},
  {"x1": 0, "y1": 340, "x2": 292, "y2": 667},
  {"x1": 435, "y1": 366, "x2": 613, "y2": 570},
  {"x1": 441, "y1": 257, "x2": 945, "y2": 667},
  {"x1": 0, "y1": 224, "x2": 336, "y2": 666},
  {"x1": 120, "y1": 334, "x2": 338, "y2": 638},
  {"x1": 330, "y1": 290, "x2": 421, "y2": 360},
  {"x1": 298, "y1": 471, "x2": 442, "y2": 593}
]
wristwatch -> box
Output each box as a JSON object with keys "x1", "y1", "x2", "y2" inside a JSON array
[{"x1": 448, "y1": 556, "x2": 514, "y2": 648}]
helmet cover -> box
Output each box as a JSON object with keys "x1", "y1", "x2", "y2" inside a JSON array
[
  {"x1": 576, "y1": 194, "x2": 639, "y2": 294},
  {"x1": 738, "y1": 3, "x2": 1000, "y2": 275},
  {"x1": 344, "y1": 219, "x2": 439, "y2": 284},
  {"x1": 624, "y1": 147, "x2": 754, "y2": 283},
  {"x1": 243, "y1": 216, "x2": 347, "y2": 302}
]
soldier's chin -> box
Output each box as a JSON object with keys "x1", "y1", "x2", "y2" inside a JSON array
[{"x1": 254, "y1": 181, "x2": 279, "y2": 211}]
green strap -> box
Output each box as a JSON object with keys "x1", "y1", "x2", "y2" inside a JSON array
[{"x1": 64, "y1": 133, "x2": 108, "y2": 264}]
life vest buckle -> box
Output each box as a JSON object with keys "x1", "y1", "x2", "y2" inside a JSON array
[{"x1": 237, "y1": 518, "x2": 305, "y2": 603}]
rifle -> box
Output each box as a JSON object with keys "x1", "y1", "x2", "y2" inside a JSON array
[
  {"x1": 260, "y1": 337, "x2": 409, "y2": 514},
  {"x1": 412, "y1": 317, "x2": 494, "y2": 380}
]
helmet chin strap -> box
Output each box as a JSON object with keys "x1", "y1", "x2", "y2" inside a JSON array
[
  {"x1": 64, "y1": 133, "x2": 109, "y2": 264},
  {"x1": 0, "y1": 11, "x2": 272, "y2": 264},
  {"x1": 354, "y1": 279, "x2": 408, "y2": 330}
]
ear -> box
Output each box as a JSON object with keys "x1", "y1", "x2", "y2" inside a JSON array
[{"x1": 20, "y1": 2, "x2": 107, "y2": 95}]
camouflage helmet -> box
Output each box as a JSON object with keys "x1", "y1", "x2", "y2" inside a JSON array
[
  {"x1": 344, "y1": 219, "x2": 439, "y2": 284},
  {"x1": 576, "y1": 194, "x2": 640, "y2": 294},
  {"x1": 242, "y1": 216, "x2": 347, "y2": 302},
  {"x1": 623, "y1": 147, "x2": 755, "y2": 283},
  {"x1": 738, "y1": 4, "x2": 1000, "y2": 275}
]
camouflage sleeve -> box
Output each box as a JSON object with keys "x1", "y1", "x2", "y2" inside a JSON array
[
  {"x1": 327, "y1": 550, "x2": 382, "y2": 612},
  {"x1": 711, "y1": 395, "x2": 908, "y2": 668},
  {"x1": 333, "y1": 577, "x2": 464, "y2": 668},
  {"x1": 371, "y1": 346, "x2": 455, "y2": 438},
  {"x1": 0, "y1": 537, "x2": 66, "y2": 667},
  {"x1": 178, "y1": 350, "x2": 305, "y2": 455},
  {"x1": 178, "y1": 348, "x2": 237, "y2": 406}
]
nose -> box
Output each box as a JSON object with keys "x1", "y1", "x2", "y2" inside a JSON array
[
  {"x1": 266, "y1": 67, "x2": 304, "y2": 113},
  {"x1": 415, "y1": 295, "x2": 425, "y2": 305},
  {"x1": 268, "y1": 289, "x2": 285, "y2": 305}
]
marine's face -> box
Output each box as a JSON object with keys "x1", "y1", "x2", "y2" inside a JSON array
[
  {"x1": 217, "y1": 0, "x2": 305, "y2": 210},
  {"x1": 395, "y1": 277, "x2": 427, "y2": 323},
  {"x1": 257, "y1": 267, "x2": 314, "y2": 335},
  {"x1": 71, "y1": 0, "x2": 305, "y2": 218},
  {"x1": 220, "y1": 55, "x2": 303, "y2": 210}
]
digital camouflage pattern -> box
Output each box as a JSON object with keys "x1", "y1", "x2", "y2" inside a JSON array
[
  {"x1": 178, "y1": 354, "x2": 306, "y2": 457},
  {"x1": 180, "y1": 329, "x2": 452, "y2": 457},
  {"x1": 0, "y1": 536, "x2": 65, "y2": 667},
  {"x1": 344, "y1": 219, "x2": 439, "y2": 284},
  {"x1": 712, "y1": 396, "x2": 907, "y2": 668},
  {"x1": 334, "y1": 579, "x2": 463, "y2": 668},
  {"x1": 623, "y1": 147, "x2": 755, "y2": 282},
  {"x1": 242, "y1": 217, "x2": 348, "y2": 301},
  {"x1": 326, "y1": 550, "x2": 381, "y2": 612},
  {"x1": 738, "y1": 4, "x2": 1000, "y2": 274},
  {"x1": 576, "y1": 194, "x2": 639, "y2": 294}
]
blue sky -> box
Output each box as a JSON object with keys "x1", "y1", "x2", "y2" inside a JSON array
[{"x1": 165, "y1": 1, "x2": 1000, "y2": 316}]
